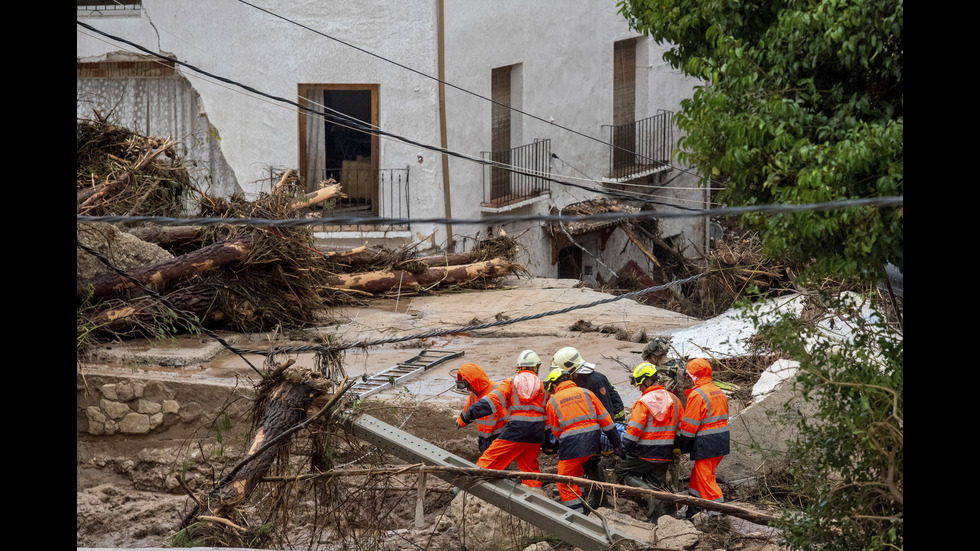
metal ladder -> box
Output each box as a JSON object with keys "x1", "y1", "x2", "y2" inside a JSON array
[{"x1": 350, "y1": 349, "x2": 464, "y2": 399}]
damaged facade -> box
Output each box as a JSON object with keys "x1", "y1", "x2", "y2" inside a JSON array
[{"x1": 77, "y1": 0, "x2": 707, "y2": 281}]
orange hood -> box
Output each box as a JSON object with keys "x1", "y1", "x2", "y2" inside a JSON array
[
  {"x1": 459, "y1": 363, "x2": 493, "y2": 395},
  {"x1": 686, "y1": 358, "x2": 713, "y2": 382}
]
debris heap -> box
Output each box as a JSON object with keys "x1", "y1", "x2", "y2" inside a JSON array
[{"x1": 76, "y1": 114, "x2": 528, "y2": 347}]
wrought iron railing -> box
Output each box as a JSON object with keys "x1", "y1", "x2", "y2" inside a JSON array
[
  {"x1": 303, "y1": 167, "x2": 410, "y2": 220},
  {"x1": 607, "y1": 110, "x2": 673, "y2": 181},
  {"x1": 481, "y1": 139, "x2": 551, "y2": 207},
  {"x1": 77, "y1": 0, "x2": 141, "y2": 10}
]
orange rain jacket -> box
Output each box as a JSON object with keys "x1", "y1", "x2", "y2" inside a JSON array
[
  {"x1": 546, "y1": 380, "x2": 622, "y2": 460},
  {"x1": 455, "y1": 363, "x2": 506, "y2": 440},
  {"x1": 622, "y1": 383, "x2": 682, "y2": 461},
  {"x1": 676, "y1": 359, "x2": 730, "y2": 460},
  {"x1": 463, "y1": 369, "x2": 547, "y2": 444}
]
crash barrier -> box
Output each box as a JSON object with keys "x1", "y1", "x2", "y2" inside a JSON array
[{"x1": 346, "y1": 413, "x2": 635, "y2": 550}]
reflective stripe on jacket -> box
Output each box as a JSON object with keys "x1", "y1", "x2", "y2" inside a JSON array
[
  {"x1": 622, "y1": 384, "x2": 681, "y2": 461},
  {"x1": 546, "y1": 380, "x2": 621, "y2": 460},
  {"x1": 465, "y1": 370, "x2": 546, "y2": 444},
  {"x1": 456, "y1": 363, "x2": 506, "y2": 437},
  {"x1": 676, "y1": 379, "x2": 730, "y2": 460}
]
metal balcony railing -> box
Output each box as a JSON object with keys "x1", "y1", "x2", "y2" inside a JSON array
[
  {"x1": 303, "y1": 167, "x2": 411, "y2": 220},
  {"x1": 77, "y1": 0, "x2": 141, "y2": 10},
  {"x1": 481, "y1": 139, "x2": 551, "y2": 208},
  {"x1": 607, "y1": 110, "x2": 674, "y2": 181}
]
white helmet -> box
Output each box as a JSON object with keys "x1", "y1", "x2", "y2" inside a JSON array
[
  {"x1": 552, "y1": 346, "x2": 595, "y2": 374},
  {"x1": 517, "y1": 349, "x2": 541, "y2": 370}
]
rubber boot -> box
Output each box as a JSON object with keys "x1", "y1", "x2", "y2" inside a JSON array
[
  {"x1": 622, "y1": 475, "x2": 661, "y2": 523},
  {"x1": 583, "y1": 456, "x2": 607, "y2": 509}
]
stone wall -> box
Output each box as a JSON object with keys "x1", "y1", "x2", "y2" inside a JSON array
[{"x1": 77, "y1": 373, "x2": 251, "y2": 438}]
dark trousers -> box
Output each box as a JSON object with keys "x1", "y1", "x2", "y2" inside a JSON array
[{"x1": 615, "y1": 456, "x2": 671, "y2": 521}]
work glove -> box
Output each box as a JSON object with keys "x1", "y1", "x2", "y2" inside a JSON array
[{"x1": 458, "y1": 410, "x2": 472, "y2": 426}]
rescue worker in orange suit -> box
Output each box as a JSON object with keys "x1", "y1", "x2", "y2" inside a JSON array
[
  {"x1": 544, "y1": 368, "x2": 622, "y2": 514},
  {"x1": 454, "y1": 363, "x2": 507, "y2": 454},
  {"x1": 675, "y1": 358, "x2": 730, "y2": 519},
  {"x1": 615, "y1": 362, "x2": 683, "y2": 523},
  {"x1": 551, "y1": 346, "x2": 625, "y2": 500},
  {"x1": 459, "y1": 350, "x2": 547, "y2": 488}
]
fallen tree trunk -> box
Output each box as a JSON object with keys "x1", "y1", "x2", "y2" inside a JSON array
[
  {"x1": 322, "y1": 257, "x2": 523, "y2": 295},
  {"x1": 78, "y1": 235, "x2": 253, "y2": 300},
  {"x1": 179, "y1": 368, "x2": 351, "y2": 526},
  {"x1": 262, "y1": 464, "x2": 778, "y2": 526},
  {"x1": 85, "y1": 287, "x2": 224, "y2": 335},
  {"x1": 124, "y1": 225, "x2": 203, "y2": 249}
]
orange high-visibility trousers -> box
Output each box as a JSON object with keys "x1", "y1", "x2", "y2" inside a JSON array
[
  {"x1": 477, "y1": 439, "x2": 543, "y2": 488},
  {"x1": 555, "y1": 455, "x2": 592, "y2": 510},
  {"x1": 689, "y1": 456, "x2": 724, "y2": 502}
]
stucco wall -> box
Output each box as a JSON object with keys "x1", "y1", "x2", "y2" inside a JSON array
[{"x1": 77, "y1": 1, "x2": 706, "y2": 277}]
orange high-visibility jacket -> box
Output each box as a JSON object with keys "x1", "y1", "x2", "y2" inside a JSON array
[
  {"x1": 676, "y1": 360, "x2": 730, "y2": 460},
  {"x1": 546, "y1": 380, "x2": 621, "y2": 460},
  {"x1": 456, "y1": 363, "x2": 506, "y2": 438},
  {"x1": 622, "y1": 384, "x2": 682, "y2": 461},
  {"x1": 464, "y1": 370, "x2": 546, "y2": 444}
]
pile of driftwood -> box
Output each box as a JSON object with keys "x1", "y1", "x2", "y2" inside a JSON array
[{"x1": 76, "y1": 115, "x2": 527, "y2": 345}]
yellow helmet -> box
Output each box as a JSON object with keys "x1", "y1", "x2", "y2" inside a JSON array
[
  {"x1": 517, "y1": 349, "x2": 541, "y2": 371},
  {"x1": 544, "y1": 368, "x2": 570, "y2": 393},
  {"x1": 630, "y1": 362, "x2": 658, "y2": 387}
]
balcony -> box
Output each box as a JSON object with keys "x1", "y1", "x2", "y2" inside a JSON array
[
  {"x1": 481, "y1": 139, "x2": 551, "y2": 211},
  {"x1": 605, "y1": 110, "x2": 674, "y2": 183},
  {"x1": 304, "y1": 166, "x2": 410, "y2": 221}
]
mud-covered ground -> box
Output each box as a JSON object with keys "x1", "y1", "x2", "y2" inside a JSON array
[{"x1": 77, "y1": 278, "x2": 783, "y2": 550}]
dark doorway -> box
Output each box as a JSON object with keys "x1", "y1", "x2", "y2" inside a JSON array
[
  {"x1": 323, "y1": 90, "x2": 372, "y2": 170},
  {"x1": 557, "y1": 245, "x2": 583, "y2": 279}
]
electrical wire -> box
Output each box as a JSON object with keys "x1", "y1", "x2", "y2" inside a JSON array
[
  {"x1": 76, "y1": 195, "x2": 905, "y2": 229},
  {"x1": 77, "y1": 19, "x2": 715, "y2": 211}
]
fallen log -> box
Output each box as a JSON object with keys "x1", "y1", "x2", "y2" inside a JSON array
[
  {"x1": 179, "y1": 368, "x2": 351, "y2": 525},
  {"x1": 124, "y1": 225, "x2": 203, "y2": 249},
  {"x1": 84, "y1": 287, "x2": 224, "y2": 335},
  {"x1": 322, "y1": 257, "x2": 523, "y2": 295},
  {"x1": 262, "y1": 464, "x2": 778, "y2": 526},
  {"x1": 78, "y1": 235, "x2": 253, "y2": 300}
]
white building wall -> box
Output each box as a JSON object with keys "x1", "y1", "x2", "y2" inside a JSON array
[
  {"x1": 443, "y1": 1, "x2": 706, "y2": 277},
  {"x1": 77, "y1": 1, "x2": 706, "y2": 278},
  {"x1": 78, "y1": 0, "x2": 446, "y2": 242}
]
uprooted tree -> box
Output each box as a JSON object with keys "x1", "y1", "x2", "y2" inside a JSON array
[
  {"x1": 76, "y1": 112, "x2": 528, "y2": 348},
  {"x1": 618, "y1": 0, "x2": 903, "y2": 548}
]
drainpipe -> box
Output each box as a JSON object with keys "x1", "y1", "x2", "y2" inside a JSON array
[{"x1": 437, "y1": 0, "x2": 454, "y2": 252}]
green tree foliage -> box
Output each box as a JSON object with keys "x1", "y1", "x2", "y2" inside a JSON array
[
  {"x1": 617, "y1": 1, "x2": 903, "y2": 548},
  {"x1": 618, "y1": 0, "x2": 902, "y2": 282},
  {"x1": 751, "y1": 293, "x2": 903, "y2": 550}
]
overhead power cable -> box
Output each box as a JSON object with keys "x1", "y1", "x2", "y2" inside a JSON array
[
  {"x1": 76, "y1": 195, "x2": 905, "y2": 230},
  {"x1": 77, "y1": 236, "x2": 707, "y2": 358},
  {"x1": 77, "y1": 20, "x2": 697, "y2": 210},
  {"x1": 235, "y1": 0, "x2": 652, "y2": 163}
]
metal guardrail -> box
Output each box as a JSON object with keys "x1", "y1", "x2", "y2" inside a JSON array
[
  {"x1": 346, "y1": 413, "x2": 634, "y2": 550},
  {"x1": 607, "y1": 111, "x2": 673, "y2": 181},
  {"x1": 481, "y1": 139, "x2": 551, "y2": 208}
]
